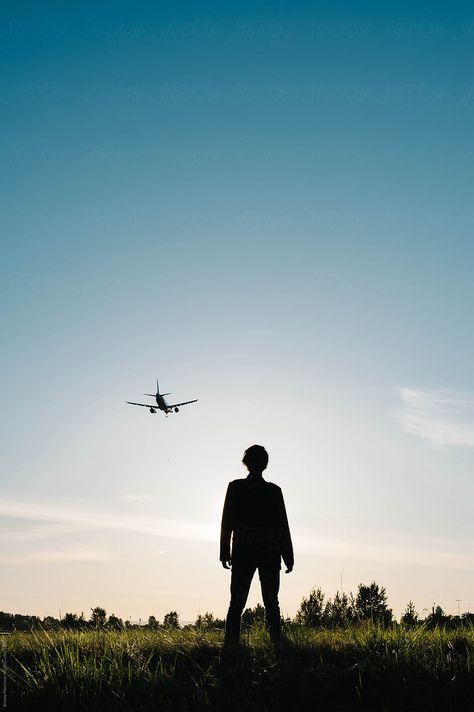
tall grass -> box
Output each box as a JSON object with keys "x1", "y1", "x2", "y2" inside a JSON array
[{"x1": 5, "y1": 622, "x2": 474, "y2": 711}]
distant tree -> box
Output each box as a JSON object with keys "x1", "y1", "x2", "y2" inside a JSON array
[
  {"x1": 107, "y1": 613, "x2": 123, "y2": 630},
  {"x1": 211, "y1": 616, "x2": 225, "y2": 630},
  {"x1": 163, "y1": 611, "x2": 179, "y2": 629},
  {"x1": 0, "y1": 612, "x2": 13, "y2": 631},
  {"x1": 325, "y1": 592, "x2": 354, "y2": 626},
  {"x1": 296, "y1": 587, "x2": 326, "y2": 627},
  {"x1": 90, "y1": 607, "x2": 107, "y2": 629},
  {"x1": 401, "y1": 601, "x2": 418, "y2": 627},
  {"x1": 27, "y1": 615, "x2": 42, "y2": 630},
  {"x1": 426, "y1": 605, "x2": 447, "y2": 628},
  {"x1": 354, "y1": 582, "x2": 392, "y2": 625},
  {"x1": 43, "y1": 615, "x2": 61, "y2": 630},
  {"x1": 62, "y1": 612, "x2": 80, "y2": 630},
  {"x1": 0, "y1": 613, "x2": 42, "y2": 631},
  {"x1": 195, "y1": 612, "x2": 225, "y2": 630},
  {"x1": 241, "y1": 604, "x2": 265, "y2": 630},
  {"x1": 148, "y1": 615, "x2": 159, "y2": 630}
]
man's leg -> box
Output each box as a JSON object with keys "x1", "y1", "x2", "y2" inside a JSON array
[
  {"x1": 258, "y1": 562, "x2": 281, "y2": 650},
  {"x1": 224, "y1": 558, "x2": 256, "y2": 648}
]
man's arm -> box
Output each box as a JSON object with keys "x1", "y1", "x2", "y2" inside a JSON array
[
  {"x1": 220, "y1": 483, "x2": 234, "y2": 568},
  {"x1": 278, "y1": 489, "x2": 294, "y2": 573}
]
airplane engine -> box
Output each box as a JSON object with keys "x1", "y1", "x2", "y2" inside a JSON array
[
  {"x1": 174, "y1": 407, "x2": 179, "y2": 413},
  {"x1": 149, "y1": 408, "x2": 156, "y2": 414}
]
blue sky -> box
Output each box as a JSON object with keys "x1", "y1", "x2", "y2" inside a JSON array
[{"x1": 1, "y1": 1, "x2": 473, "y2": 621}]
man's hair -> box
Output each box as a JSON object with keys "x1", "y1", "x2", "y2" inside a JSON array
[{"x1": 242, "y1": 444, "x2": 269, "y2": 472}]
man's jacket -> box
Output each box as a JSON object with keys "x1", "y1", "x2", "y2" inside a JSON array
[{"x1": 220, "y1": 476, "x2": 294, "y2": 569}]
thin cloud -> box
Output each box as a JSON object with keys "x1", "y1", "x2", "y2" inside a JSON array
[
  {"x1": 0, "y1": 498, "x2": 471, "y2": 572},
  {"x1": 294, "y1": 528, "x2": 474, "y2": 571},
  {"x1": 0, "y1": 498, "x2": 217, "y2": 543},
  {"x1": 396, "y1": 388, "x2": 474, "y2": 451},
  {"x1": 119, "y1": 494, "x2": 164, "y2": 504},
  {"x1": 0, "y1": 548, "x2": 117, "y2": 565},
  {"x1": 0, "y1": 522, "x2": 80, "y2": 542}
]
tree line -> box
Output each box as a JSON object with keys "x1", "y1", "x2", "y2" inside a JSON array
[
  {"x1": 1, "y1": 581, "x2": 472, "y2": 632},
  {"x1": 293, "y1": 582, "x2": 473, "y2": 629}
]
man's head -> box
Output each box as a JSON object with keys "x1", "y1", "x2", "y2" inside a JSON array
[{"x1": 242, "y1": 444, "x2": 269, "y2": 474}]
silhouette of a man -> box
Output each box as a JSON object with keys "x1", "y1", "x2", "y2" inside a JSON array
[{"x1": 220, "y1": 444, "x2": 294, "y2": 650}]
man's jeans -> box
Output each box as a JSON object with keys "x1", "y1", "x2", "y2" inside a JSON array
[{"x1": 224, "y1": 556, "x2": 281, "y2": 648}]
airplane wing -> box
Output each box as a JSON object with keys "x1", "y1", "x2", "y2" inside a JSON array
[
  {"x1": 126, "y1": 401, "x2": 158, "y2": 407},
  {"x1": 168, "y1": 399, "x2": 198, "y2": 408}
]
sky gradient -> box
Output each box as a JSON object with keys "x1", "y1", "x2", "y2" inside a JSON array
[{"x1": 1, "y1": 0, "x2": 473, "y2": 622}]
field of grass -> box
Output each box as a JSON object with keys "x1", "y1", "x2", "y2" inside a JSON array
[{"x1": 4, "y1": 622, "x2": 474, "y2": 711}]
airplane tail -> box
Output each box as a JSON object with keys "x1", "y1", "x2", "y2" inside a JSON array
[{"x1": 144, "y1": 379, "x2": 170, "y2": 397}]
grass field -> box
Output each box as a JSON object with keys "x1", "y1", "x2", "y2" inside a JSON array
[{"x1": 4, "y1": 623, "x2": 474, "y2": 711}]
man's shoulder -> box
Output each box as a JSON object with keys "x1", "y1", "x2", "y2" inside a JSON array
[
  {"x1": 226, "y1": 479, "x2": 244, "y2": 492},
  {"x1": 228, "y1": 478, "x2": 281, "y2": 491},
  {"x1": 262, "y1": 480, "x2": 282, "y2": 494}
]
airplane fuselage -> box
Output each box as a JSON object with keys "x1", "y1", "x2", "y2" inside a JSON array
[
  {"x1": 156, "y1": 394, "x2": 168, "y2": 410},
  {"x1": 143, "y1": 391, "x2": 170, "y2": 412}
]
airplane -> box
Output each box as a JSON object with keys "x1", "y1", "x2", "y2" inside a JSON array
[{"x1": 126, "y1": 379, "x2": 198, "y2": 416}]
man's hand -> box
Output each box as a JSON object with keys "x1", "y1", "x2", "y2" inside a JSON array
[
  {"x1": 221, "y1": 559, "x2": 232, "y2": 569},
  {"x1": 285, "y1": 564, "x2": 294, "y2": 574}
]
